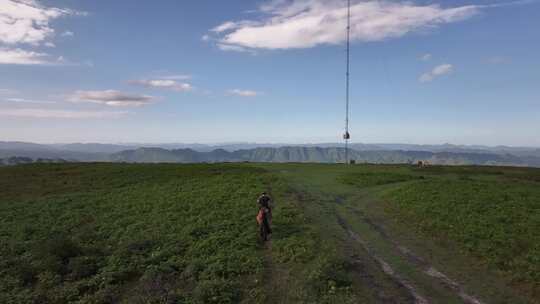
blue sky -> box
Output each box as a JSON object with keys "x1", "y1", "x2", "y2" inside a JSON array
[{"x1": 0, "y1": 0, "x2": 539, "y2": 146}]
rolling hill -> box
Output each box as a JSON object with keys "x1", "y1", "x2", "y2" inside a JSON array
[
  {"x1": 110, "y1": 146, "x2": 540, "y2": 167},
  {"x1": 1, "y1": 163, "x2": 538, "y2": 303},
  {"x1": 1, "y1": 141, "x2": 540, "y2": 167}
]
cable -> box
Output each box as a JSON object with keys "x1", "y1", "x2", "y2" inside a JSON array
[{"x1": 344, "y1": 0, "x2": 351, "y2": 164}]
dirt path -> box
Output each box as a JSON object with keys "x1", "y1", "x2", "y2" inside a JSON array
[
  {"x1": 337, "y1": 215, "x2": 430, "y2": 304},
  {"x1": 261, "y1": 238, "x2": 299, "y2": 304},
  {"x1": 339, "y1": 204, "x2": 485, "y2": 304},
  {"x1": 255, "y1": 163, "x2": 530, "y2": 304},
  {"x1": 261, "y1": 240, "x2": 278, "y2": 304}
]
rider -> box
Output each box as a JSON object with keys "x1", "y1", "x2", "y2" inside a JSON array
[
  {"x1": 257, "y1": 192, "x2": 272, "y2": 210},
  {"x1": 257, "y1": 192, "x2": 272, "y2": 234}
]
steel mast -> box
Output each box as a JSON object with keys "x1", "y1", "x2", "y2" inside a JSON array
[{"x1": 343, "y1": 0, "x2": 351, "y2": 164}]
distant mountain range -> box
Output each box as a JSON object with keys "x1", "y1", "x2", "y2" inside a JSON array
[
  {"x1": 0, "y1": 157, "x2": 68, "y2": 166},
  {"x1": 109, "y1": 147, "x2": 540, "y2": 167},
  {"x1": 1, "y1": 141, "x2": 540, "y2": 167}
]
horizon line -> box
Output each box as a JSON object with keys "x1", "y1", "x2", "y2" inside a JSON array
[{"x1": 1, "y1": 140, "x2": 539, "y2": 149}]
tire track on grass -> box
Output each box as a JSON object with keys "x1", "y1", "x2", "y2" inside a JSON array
[
  {"x1": 347, "y1": 207, "x2": 485, "y2": 304},
  {"x1": 337, "y1": 216, "x2": 429, "y2": 304}
]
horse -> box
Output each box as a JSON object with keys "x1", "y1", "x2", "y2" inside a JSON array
[{"x1": 256, "y1": 206, "x2": 272, "y2": 242}]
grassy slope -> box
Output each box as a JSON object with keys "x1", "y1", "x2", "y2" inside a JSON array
[
  {"x1": 1, "y1": 163, "x2": 539, "y2": 303},
  {"x1": 0, "y1": 164, "x2": 271, "y2": 303},
  {"x1": 0, "y1": 163, "x2": 367, "y2": 303},
  {"x1": 378, "y1": 166, "x2": 540, "y2": 292},
  {"x1": 262, "y1": 164, "x2": 421, "y2": 303},
  {"x1": 261, "y1": 163, "x2": 539, "y2": 303}
]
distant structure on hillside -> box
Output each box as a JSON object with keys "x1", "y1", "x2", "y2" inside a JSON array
[{"x1": 417, "y1": 160, "x2": 431, "y2": 167}]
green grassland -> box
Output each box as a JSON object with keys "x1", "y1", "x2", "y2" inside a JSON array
[
  {"x1": 1, "y1": 164, "x2": 269, "y2": 303},
  {"x1": 1, "y1": 163, "x2": 539, "y2": 303},
  {"x1": 339, "y1": 164, "x2": 540, "y2": 285},
  {"x1": 0, "y1": 164, "x2": 363, "y2": 303},
  {"x1": 383, "y1": 173, "x2": 540, "y2": 283}
]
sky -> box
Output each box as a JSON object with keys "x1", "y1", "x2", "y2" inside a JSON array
[{"x1": 0, "y1": 0, "x2": 539, "y2": 146}]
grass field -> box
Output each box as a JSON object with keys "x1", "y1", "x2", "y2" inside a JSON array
[
  {"x1": 0, "y1": 163, "x2": 539, "y2": 303},
  {"x1": 383, "y1": 173, "x2": 540, "y2": 283}
]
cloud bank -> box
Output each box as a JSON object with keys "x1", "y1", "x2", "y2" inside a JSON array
[
  {"x1": 207, "y1": 0, "x2": 487, "y2": 51},
  {"x1": 0, "y1": 47, "x2": 49, "y2": 65},
  {"x1": 70, "y1": 90, "x2": 156, "y2": 107},
  {"x1": 4, "y1": 97, "x2": 56, "y2": 104},
  {"x1": 0, "y1": 0, "x2": 84, "y2": 65},
  {"x1": 0, "y1": 0, "x2": 77, "y2": 45}
]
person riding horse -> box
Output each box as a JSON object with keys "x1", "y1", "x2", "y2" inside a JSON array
[{"x1": 256, "y1": 192, "x2": 272, "y2": 241}]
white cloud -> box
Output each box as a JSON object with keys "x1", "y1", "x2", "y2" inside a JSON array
[
  {"x1": 4, "y1": 97, "x2": 56, "y2": 104},
  {"x1": 69, "y1": 90, "x2": 156, "y2": 107},
  {"x1": 0, "y1": 108, "x2": 128, "y2": 119},
  {"x1": 0, "y1": 47, "x2": 82, "y2": 65},
  {"x1": 211, "y1": 21, "x2": 241, "y2": 33},
  {"x1": 420, "y1": 53, "x2": 432, "y2": 61},
  {"x1": 129, "y1": 79, "x2": 193, "y2": 92},
  {"x1": 419, "y1": 63, "x2": 453, "y2": 83},
  {"x1": 207, "y1": 0, "x2": 487, "y2": 51},
  {"x1": 433, "y1": 64, "x2": 453, "y2": 75},
  {"x1": 227, "y1": 89, "x2": 260, "y2": 97},
  {"x1": 0, "y1": 0, "x2": 78, "y2": 45},
  {"x1": 0, "y1": 47, "x2": 48, "y2": 64},
  {"x1": 61, "y1": 30, "x2": 74, "y2": 37},
  {"x1": 0, "y1": 1, "x2": 85, "y2": 67}
]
